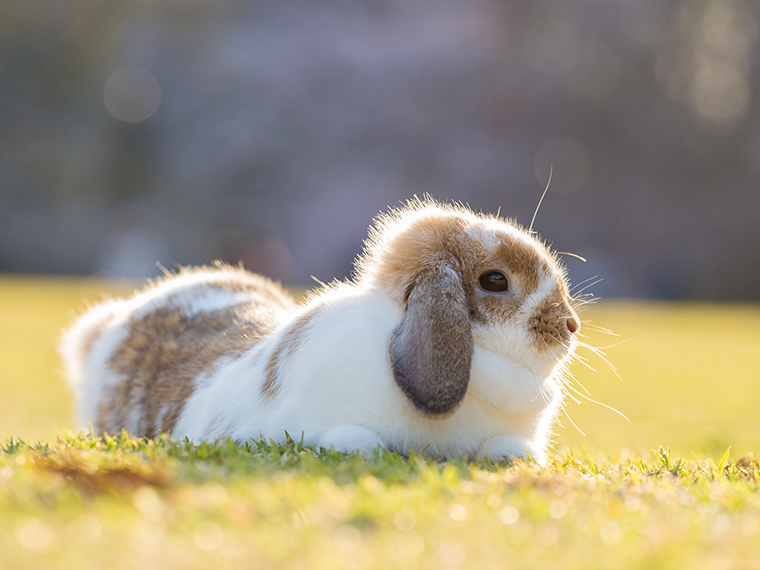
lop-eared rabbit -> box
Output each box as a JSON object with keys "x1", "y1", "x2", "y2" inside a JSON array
[{"x1": 62, "y1": 200, "x2": 580, "y2": 464}]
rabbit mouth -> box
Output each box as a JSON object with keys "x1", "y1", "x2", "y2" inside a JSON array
[{"x1": 531, "y1": 318, "x2": 574, "y2": 349}]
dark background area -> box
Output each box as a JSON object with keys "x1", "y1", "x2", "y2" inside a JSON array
[{"x1": 1, "y1": 0, "x2": 759, "y2": 299}]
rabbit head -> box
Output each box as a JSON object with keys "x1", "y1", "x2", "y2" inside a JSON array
[{"x1": 357, "y1": 200, "x2": 579, "y2": 419}]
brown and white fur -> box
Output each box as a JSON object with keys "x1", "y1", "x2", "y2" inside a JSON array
[{"x1": 61, "y1": 199, "x2": 580, "y2": 464}]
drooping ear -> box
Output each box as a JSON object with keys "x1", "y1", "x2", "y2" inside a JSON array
[{"x1": 389, "y1": 262, "x2": 474, "y2": 418}]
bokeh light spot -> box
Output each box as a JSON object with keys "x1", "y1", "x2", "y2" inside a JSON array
[
  {"x1": 104, "y1": 66, "x2": 161, "y2": 123},
  {"x1": 653, "y1": 0, "x2": 756, "y2": 131},
  {"x1": 14, "y1": 517, "x2": 54, "y2": 552},
  {"x1": 334, "y1": 524, "x2": 362, "y2": 553},
  {"x1": 690, "y1": 65, "x2": 750, "y2": 127},
  {"x1": 499, "y1": 505, "x2": 519, "y2": 524},
  {"x1": 548, "y1": 500, "x2": 568, "y2": 519},
  {"x1": 533, "y1": 137, "x2": 591, "y2": 194},
  {"x1": 393, "y1": 508, "x2": 417, "y2": 531},
  {"x1": 448, "y1": 503, "x2": 468, "y2": 522}
]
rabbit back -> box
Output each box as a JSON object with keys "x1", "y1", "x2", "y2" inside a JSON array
[{"x1": 62, "y1": 266, "x2": 296, "y2": 436}]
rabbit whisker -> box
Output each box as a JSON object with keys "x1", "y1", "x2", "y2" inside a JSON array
[
  {"x1": 565, "y1": 384, "x2": 630, "y2": 423},
  {"x1": 561, "y1": 405, "x2": 587, "y2": 437},
  {"x1": 564, "y1": 367, "x2": 593, "y2": 397},
  {"x1": 570, "y1": 275, "x2": 600, "y2": 294},
  {"x1": 576, "y1": 341, "x2": 621, "y2": 381},
  {"x1": 558, "y1": 373, "x2": 583, "y2": 404},
  {"x1": 539, "y1": 384, "x2": 552, "y2": 406},
  {"x1": 571, "y1": 278, "x2": 604, "y2": 298},
  {"x1": 529, "y1": 164, "x2": 553, "y2": 233},
  {"x1": 580, "y1": 322, "x2": 619, "y2": 336},
  {"x1": 542, "y1": 331, "x2": 574, "y2": 355},
  {"x1": 557, "y1": 251, "x2": 587, "y2": 263},
  {"x1": 583, "y1": 338, "x2": 633, "y2": 351},
  {"x1": 550, "y1": 319, "x2": 629, "y2": 427},
  {"x1": 534, "y1": 336, "x2": 562, "y2": 406},
  {"x1": 571, "y1": 298, "x2": 599, "y2": 311},
  {"x1": 551, "y1": 367, "x2": 589, "y2": 435}
]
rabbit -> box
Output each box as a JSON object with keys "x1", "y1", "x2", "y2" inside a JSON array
[{"x1": 61, "y1": 198, "x2": 580, "y2": 465}]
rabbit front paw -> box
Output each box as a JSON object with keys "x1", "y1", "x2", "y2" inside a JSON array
[
  {"x1": 318, "y1": 424, "x2": 385, "y2": 459},
  {"x1": 476, "y1": 435, "x2": 543, "y2": 464}
]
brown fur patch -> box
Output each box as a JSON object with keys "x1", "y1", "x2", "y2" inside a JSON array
[
  {"x1": 365, "y1": 207, "x2": 550, "y2": 327},
  {"x1": 362, "y1": 202, "x2": 579, "y2": 357},
  {"x1": 492, "y1": 236, "x2": 542, "y2": 294},
  {"x1": 99, "y1": 305, "x2": 259, "y2": 437},
  {"x1": 262, "y1": 310, "x2": 316, "y2": 398},
  {"x1": 369, "y1": 211, "x2": 469, "y2": 302},
  {"x1": 463, "y1": 233, "x2": 548, "y2": 325},
  {"x1": 97, "y1": 269, "x2": 295, "y2": 437}
]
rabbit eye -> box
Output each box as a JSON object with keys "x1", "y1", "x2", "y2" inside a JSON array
[{"x1": 478, "y1": 271, "x2": 508, "y2": 293}]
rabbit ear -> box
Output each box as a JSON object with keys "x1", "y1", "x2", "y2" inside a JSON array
[{"x1": 389, "y1": 262, "x2": 474, "y2": 418}]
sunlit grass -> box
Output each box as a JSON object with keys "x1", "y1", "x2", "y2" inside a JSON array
[
  {"x1": 1, "y1": 276, "x2": 759, "y2": 569},
  {"x1": 1, "y1": 434, "x2": 758, "y2": 570}
]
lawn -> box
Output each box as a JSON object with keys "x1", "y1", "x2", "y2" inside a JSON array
[{"x1": 1, "y1": 276, "x2": 759, "y2": 569}]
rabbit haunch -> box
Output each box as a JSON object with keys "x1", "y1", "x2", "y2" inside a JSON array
[{"x1": 62, "y1": 200, "x2": 579, "y2": 464}]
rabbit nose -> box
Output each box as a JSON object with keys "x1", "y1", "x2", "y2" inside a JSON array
[{"x1": 567, "y1": 315, "x2": 580, "y2": 335}]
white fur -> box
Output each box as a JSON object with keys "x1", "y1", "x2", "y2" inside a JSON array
[
  {"x1": 61, "y1": 300, "x2": 130, "y2": 427},
  {"x1": 169, "y1": 284, "x2": 565, "y2": 463},
  {"x1": 62, "y1": 203, "x2": 577, "y2": 465}
]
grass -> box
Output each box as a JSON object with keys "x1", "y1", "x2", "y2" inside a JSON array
[
  {"x1": 2, "y1": 435, "x2": 758, "y2": 570},
  {"x1": 1, "y1": 276, "x2": 759, "y2": 569}
]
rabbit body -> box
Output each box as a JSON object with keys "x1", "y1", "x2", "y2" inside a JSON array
[{"x1": 62, "y1": 201, "x2": 578, "y2": 464}]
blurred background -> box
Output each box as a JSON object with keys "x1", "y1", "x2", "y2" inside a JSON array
[{"x1": 2, "y1": 0, "x2": 759, "y2": 299}]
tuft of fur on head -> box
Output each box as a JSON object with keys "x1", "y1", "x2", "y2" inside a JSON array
[{"x1": 355, "y1": 197, "x2": 566, "y2": 299}]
